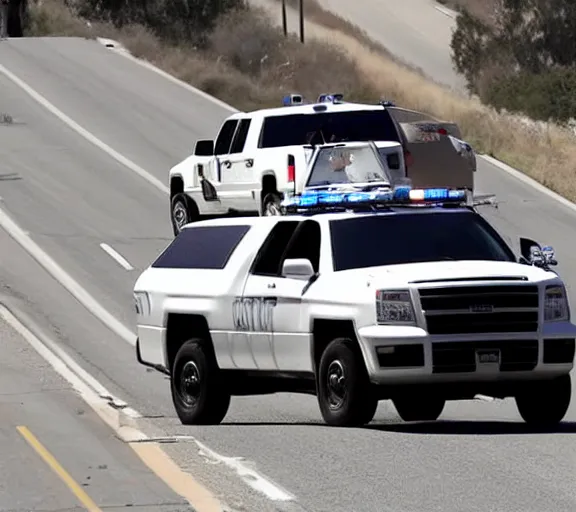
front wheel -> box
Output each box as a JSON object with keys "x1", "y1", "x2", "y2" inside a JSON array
[
  {"x1": 515, "y1": 374, "x2": 571, "y2": 427},
  {"x1": 317, "y1": 338, "x2": 378, "y2": 427},
  {"x1": 170, "y1": 339, "x2": 231, "y2": 425}
]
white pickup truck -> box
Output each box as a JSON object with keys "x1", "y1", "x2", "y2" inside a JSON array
[
  {"x1": 134, "y1": 187, "x2": 575, "y2": 428},
  {"x1": 168, "y1": 93, "x2": 408, "y2": 234}
]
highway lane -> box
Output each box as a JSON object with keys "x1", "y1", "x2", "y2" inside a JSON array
[
  {"x1": 0, "y1": 37, "x2": 227, "y2": 176},
  {"x1": 2, "y1": 37, "x2": 576, "y2": 511},
  {"x1": 0, "y1": 311, "x2": 191, "y2": 511}
]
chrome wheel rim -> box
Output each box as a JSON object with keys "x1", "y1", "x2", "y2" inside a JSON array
[
  {"x1": 178, "y1": 361, "x2": 201, "y2": 407},
  {"x1": 173, "y1": 202, "x2": 188, "y2": 231},
  {"x1": 326, "y1": 360, "x2": 346, "y2": 410},
  {"x1": 264, "y1": 200, "x2": 282, "y2": 216}
]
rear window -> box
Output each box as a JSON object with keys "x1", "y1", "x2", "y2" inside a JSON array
[
  {"x1": 152, "y1": 225, "x2": 251, "y2": 269},
  {"x1": 330, "y1": 211, "x2": 516, "y2": 272},
  {"x1": 259, "y1": 110, "x2": 401, "y2": 148}
]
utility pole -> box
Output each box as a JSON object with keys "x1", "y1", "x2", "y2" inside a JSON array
[
  {"x1": 281, "y1": 0, "x2": 287, "y2": 36},
  {"x1": 299, "y1": 0, "x2": 305, "y2": 43}
]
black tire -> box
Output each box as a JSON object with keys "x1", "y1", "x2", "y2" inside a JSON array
[
  {"x1": 262, "y1": 192, "x2": 283, "y2": 216},
  {"x1": 393, "y1": 394, "x2": 445, "y2": 422},
  {"x1": 170, "y1": 339, "x2": 231, "y2": 425},
  {"x1": 171, "y1": 193, "x2": 198, "y2": 236},
  {"x1": 317, "y1": 338, "x2": 378, "y2": 427},
  {"x1": 515, "y1": 374, "x2": 572, "y2": 427}
]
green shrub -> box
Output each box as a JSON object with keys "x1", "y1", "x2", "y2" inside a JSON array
[
  {"x1": 75, "y1": 0, "x2": 246, "y2": 44},
  {"x1": 482, "y1": 67, "x2": 576, "y2": 124}
]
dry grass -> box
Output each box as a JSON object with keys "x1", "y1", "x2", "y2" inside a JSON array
[{"x1": 25, "y1": 0, "x2": 576, "y2": 202}]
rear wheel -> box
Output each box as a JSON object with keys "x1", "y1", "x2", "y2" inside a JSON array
[
  {"x1": 515, "y1": 374, "x2": 571, "y2": 427},
  {"x1": 317, "y1": 338, "x2": 378, "y2": 427},
  {"x1": 171, "y1": 193, "x2": 198, "y2": 236},
  {"x1": 262, "y1": 193, "x2": 283, "y2": 216},
  {"x1": 171, "y1": 339, "x2": 231, "y2": 425}
]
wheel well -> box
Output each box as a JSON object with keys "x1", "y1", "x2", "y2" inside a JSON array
[
  {"x1": 170, "y1": 176, "x2": 184, "y2": 199},
  {"x1": 260, "y1": 174, "x2": 277, "y2": 202},
  {"x1": 165, "y1": 313, "x2": 216, "y2": 373},
  {"x1": 312, "y1": 319, "x2": 358, "y2": 374}
]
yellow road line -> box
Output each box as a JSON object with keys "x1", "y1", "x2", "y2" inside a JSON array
[{"x1": 16, "y1": 426, "x2": 102, "y2": 512}]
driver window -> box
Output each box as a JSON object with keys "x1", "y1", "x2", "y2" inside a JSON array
[
  {"x1": 280, "y1": 220, "x2": 321, "y2": 274},
  {"x1": 214, "y1": 120, "x2": 239, "y2": 156},
  {"x1": 250, "y1": 221, "x2": 301, "y2": 276}
]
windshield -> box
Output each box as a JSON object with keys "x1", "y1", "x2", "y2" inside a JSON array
[
  {"x1": 258, "y1": 110, "x2": 401, "y2": 148},
  {"x1": 306, "y1": 145, "x2": 392, "y2": 187},
  {"x1": 330, "y1": 211, "x2": 516, "y2": 271}
]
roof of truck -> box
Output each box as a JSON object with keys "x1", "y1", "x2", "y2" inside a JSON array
[{"x1": 227, "y1": 101, "x2": 387, "y2": 122}]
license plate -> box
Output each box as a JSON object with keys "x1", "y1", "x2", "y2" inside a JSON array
[{"x1": 476, "y1": 349, "x2": 500, "y2": 365}]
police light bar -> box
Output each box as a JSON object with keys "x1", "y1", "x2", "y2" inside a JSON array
[
  {"x1": 281, "y1": 186, "x2": 468, "y2": 213},
  {"x1": 283, "y1": 94, "x2": 304, "y2": 106},
  {"x1": 317, "y1": 93, "x2": 344, "y2": 104}
]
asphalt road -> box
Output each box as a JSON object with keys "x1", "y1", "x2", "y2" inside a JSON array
[
  {"x1": 0, "y1": 309, "x2": 191, "y2": 511},
  {"x1": 2, "y1": 37, "x2": 576, "y2": 512}
]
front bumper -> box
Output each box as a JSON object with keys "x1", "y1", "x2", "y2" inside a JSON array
[{"x1": 357, "y1": 322, "x2": 576, "y2": 386}]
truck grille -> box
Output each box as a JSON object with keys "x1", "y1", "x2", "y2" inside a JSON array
[
  {"x1": 432, "y1": 340, "x2": 538, "y2": 373},
  {"x1": 418, "y1": 285, "x2": 539, "y2": 335}
]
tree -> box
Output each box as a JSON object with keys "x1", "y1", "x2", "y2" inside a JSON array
[
  {"x1": 450, "y1": 0, "x2": 576, "y2": 123},
  {"x1": 77, "y1": 0, "x2": 246, "y2": 44}
]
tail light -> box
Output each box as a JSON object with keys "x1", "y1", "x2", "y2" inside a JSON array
[
  {"x1": 287, "y1": 154, "x2": 295, "y2": 182},
  {"x1": 438, "y1": 127, "x2": 448, "y2": 135}
]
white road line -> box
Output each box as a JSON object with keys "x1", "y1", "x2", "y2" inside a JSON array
[
  {"x1": 434, "y1": 4, "x2": 457, "y2": 18},
  {"x1": 0, "y1": 63, "x2": 170, "y2": 196},
  {"x1": 0, "y1": 205, "x2": 136, "y2": 346},
  {"x1": 100, "y1": 243, "x2": 134, "y2": 271},
  {"x1": 196, "y1": 439, "x2": 295, "y2": 502}
]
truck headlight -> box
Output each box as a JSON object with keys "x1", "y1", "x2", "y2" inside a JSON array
[
  {"x1": 544, "y1": 285, "x2": 569, "y2": 322},
  {"x1": 134, "y1": 292, "x2": 151, "y2": 317},
  {"x1": 376, "y1": 290, "x2": 415, "y2": 324}
]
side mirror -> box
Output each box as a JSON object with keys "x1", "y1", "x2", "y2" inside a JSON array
[
  {"x1": 519, "y1": 237, "x2": 557, "y2": 268},
  {"x1": 281, "y1": 258, "x2": 315, "y2": 280},
  {"x1": 194, "y1": 139, "x2": 214, "y2": 156}
]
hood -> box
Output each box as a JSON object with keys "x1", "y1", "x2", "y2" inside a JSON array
[{"x1": 340, "y1": 260, "x2": 556, "y2": 288}]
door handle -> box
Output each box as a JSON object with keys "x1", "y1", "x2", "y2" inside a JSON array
[
  {"x1": 222, "y1": 160, "x2": 231, "y2": 169},
  {"x1": 267, "y1": 282, "x2": 276, "y2": 289},
  {"x1": 245, "y1": 158, "x2": 254, "y2": 168}
]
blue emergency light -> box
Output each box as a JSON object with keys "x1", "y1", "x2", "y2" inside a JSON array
[
  {"x1": 317, "y1": 93, "x2": 344, "y2": 104},
  {"x1": 282, "y1": 94, "x2": 304, "y2": 106},
  {"x1": 281, "y1": 186, "x2": 468, "y2": 212}
]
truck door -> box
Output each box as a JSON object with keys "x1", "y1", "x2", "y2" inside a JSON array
[
  {"x1": 234, "y1": 220, "x2": 300, "y2": 370},
  {"x1": 218, "y1": 118, "x2": 260, "y2": 211},
  {"x1": 272, "y1": 220, "x2": 321, "y2": 372},
  {"x1": 198, "y1": 119, "x2": 238, "y2": 202}
]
